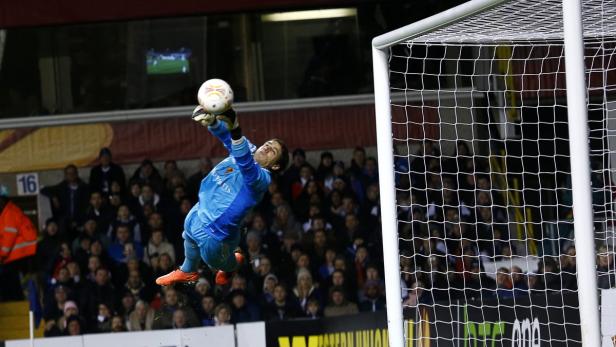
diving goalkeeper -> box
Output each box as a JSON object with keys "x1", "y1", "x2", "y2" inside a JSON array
[{"x1": 156, "y1": 106, "x2": 288, "y2": 286}]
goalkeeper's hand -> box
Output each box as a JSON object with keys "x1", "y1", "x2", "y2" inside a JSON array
[
  {"x1": 192, "y1": 105, "x2": 216, "y2": 127},
  {"x1": 216, "y1": 108, "x2": 239, "y2": 130}
]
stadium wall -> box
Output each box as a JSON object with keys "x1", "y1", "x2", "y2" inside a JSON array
[{"x1": 0, "y1": 104, "x2": 381, "y2": 174}]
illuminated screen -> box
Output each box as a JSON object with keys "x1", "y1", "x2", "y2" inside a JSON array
[{"x1": 146, "y1": 48, "x2": 191, "y2": 75}]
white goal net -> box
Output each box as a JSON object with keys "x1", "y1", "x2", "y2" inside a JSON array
[{"x1": 373, "y1": 0, "x2": 616, "y2": 346}]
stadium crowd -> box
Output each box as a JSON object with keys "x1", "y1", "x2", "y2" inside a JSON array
[
  {"x1": 397, "y1": 141, "x2": 616, "y2": 307},
  {"x1": 33, "y1": 146, "x2": 386, "y2": 335},
  {"x1": 5, "y1": 140, "x2": 613, "y2": 337}
]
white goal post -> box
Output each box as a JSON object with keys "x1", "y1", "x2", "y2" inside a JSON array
[{"x1": 372, "y1": 0, "x2": 612, "y2": 346}]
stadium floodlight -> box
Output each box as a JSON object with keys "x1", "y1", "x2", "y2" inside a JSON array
[
  {"x1": 260, "y1": 8, "x2": 357, "y2": 22},
  {"x1": 372, "y1": 0, "x2": 612, "y2": 346}
]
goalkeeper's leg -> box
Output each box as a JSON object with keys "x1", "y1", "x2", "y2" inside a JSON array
[
  {"x1": 200, "y1": 232, "x2": 244, "y2": 286},
  {"x1": 155, "y1": 231, "x2": 200, "y2": 286},
  {"x1": 155, "y1": 233, "x2": 200, "y2": 285}
]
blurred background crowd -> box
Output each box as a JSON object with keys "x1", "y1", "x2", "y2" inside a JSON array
[{"x1": 27, "y1": 145, "x2": 386, "y2": 335}]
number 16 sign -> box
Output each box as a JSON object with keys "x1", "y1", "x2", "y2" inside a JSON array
[{"x1": 16, "y1": 173, "x2": 39, "y2": 196}]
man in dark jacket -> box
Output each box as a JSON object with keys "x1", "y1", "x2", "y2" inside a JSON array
[
  {"x1": 42, "y1": 164, "x2": 90, "y2": 234},
  {"x1": 80, "y1": 267, "x2": 116, "y2": 329},
  {"x1": 89, "y1": 148, "x2": 126, "y2": 197},
  {"x1": 359, "y1": 280, "x2": 385, "y2": 312},
  {"x1": 264, "y1": 284, "x2": 302, "y2": 321},
  {"x1": 229, "y1": 289, "x2": 260, "y2": 323}
]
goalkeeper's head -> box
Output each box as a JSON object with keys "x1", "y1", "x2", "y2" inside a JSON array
[{"x1": 254, "y1": 138, "x2": 289, "y2": 173}]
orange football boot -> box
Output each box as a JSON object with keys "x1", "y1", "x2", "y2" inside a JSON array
[
  {"x1": 215, "y1": 252, "x2": 245, "y2": 286},
  {"x1": 156, "y1": 269, "x2": 199, "y2": 286}
]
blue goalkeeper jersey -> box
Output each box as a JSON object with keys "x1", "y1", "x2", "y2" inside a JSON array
[{"x1": 192, "y1": 121, "x2": 271, "y2": 241}]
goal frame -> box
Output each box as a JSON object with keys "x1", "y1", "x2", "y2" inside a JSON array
[{"x1": 371, "y1": 0, "x2": 602, "y2": 346}]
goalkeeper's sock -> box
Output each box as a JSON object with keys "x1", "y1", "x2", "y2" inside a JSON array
[{"x1": 180, "y1": 238, "x2": 200, "y2": 273}]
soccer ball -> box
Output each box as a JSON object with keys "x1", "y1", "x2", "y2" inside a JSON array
[{"x1": 197, "y1": 78, "x2": 234, "y2": 115}]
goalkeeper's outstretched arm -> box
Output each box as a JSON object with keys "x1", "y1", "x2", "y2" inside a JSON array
[
  {"x1": 192, "y1": 105, "x2": 233, "y2": 153},
  {"x1": 217, "y1": 110, "x2": 270, "y2": 188}
]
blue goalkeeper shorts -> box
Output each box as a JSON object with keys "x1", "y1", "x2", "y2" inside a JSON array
[{"x1": 182, "y1": 208, "x2": 240, "y2": 272}]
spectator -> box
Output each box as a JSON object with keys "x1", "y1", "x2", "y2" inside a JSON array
[
  {"x1": 539, "y1": 258, "x2": 561, "y2": 292},
  {"x1": 72, "y1": 220, "x2": 96, "y2": 266},
  {"x1": 264, "y1": 284, "x2": 302, "y2": 321},
  {"x1": 81, "y1": 267, "x2": 116, "y2": 326},
  {"x1": 229, "y1": 289, "x2": 260, "y2": 323},
  {"x1": 128, "y1": 300, "x2": 155, "y2": 331},
  {"x1": 108, "y1": 225, "x2": 143, "y2": 264},
  {"x1": 261, "y1": 273, "x2": 278, "y2": 305},
  {"x1": 403, "y1": 281, "x2": 432, "y2": 307},
  {"x1": 152, "y1": 253, "x2": 175, "y2": 279},
  {"x1": 291, "y1": 268, "x2": 321, "y2": 312},
  {"x1": 162, "y1": 160, "x2": 186, "y2": 195},
  {"x1": 305, "y1": 298, "x2": 322, "y2": 319},
  {"x1": 43, "y1": 285, "x2": 70, "y2": 323},
  {"x1": 244, "y1": 230, "x2": 265, "y2": 271},
  {"x1": 85, "y1": 191, "x2": 114, "y2": 232},
  {"x1": 302, "y1": 206, "x2": 329, "y2": 234},
  {"x1": 359, "y1": 280, "x2": 385, "y2": 312},
  {"x1": 95, "y1": 303, "x2": 112, "y2": 332},
  {"x1": 131, "y1": 159, "x2": 163, "y2": 194},
  {"x1": 190, "y1": 277, "x2": 211, "y2": 308},
  {"x1": 153, "y1": 288, "x2": 198, "y2": 330},
  {"x1": 315, "y1": 151, "x2": 334, "y2": 187},
  {"x1": 560, "y1": 246, "x2": 577, "y2": 291},
  {"x1": 295, "y1": 181, "x2": 323, "y2": 225},
  {"x1": 348, "y1": 147, "x2": 366, "y2": 178},
  {"x1": 282, "y1": 148, "x2": 308, "y2": 199},
  {"x1": 89, "y1": 148, "x2": 126, "y2": 197},
  {"x1": 144, "y1": 228, "x2": 175, "y2": 266},
  {"x1": 270, "y1": 205, "x2": 302, "y2": 243},
  {"x1": 65, "y1": 261, "x2": 83, "y2": 294},
  {"x1": 85, "y1": 255, "x2": 102, "y2": 282},
  {"x1": 108, "y1": 205, "x2": 142, "y2": 244},
  {"x1": 353, "y1": 245, "x2": 369, "y2": 289},
  {"x1": 360, "y1": 183, "x2": 380, "y2": 231},
  {"x1": 59, "y1": 301, "x2": 80, "y2": 333},
  {"x1": 324, "y1": 286, "x2": 358, "y2": 317},
  {"x1": 125, "y1": 269, "x2": 153, "y2": 302},
  {"x1": 110, "y1": 315, "x2": 127, "y2": 332},
  {"x1": 50, "y1": 244, "x2": 72, "y2": 284},
  {"x1": 309, "y1": 227, "x2": 330, "y2": 264},
  {"x1": 250, "y1": 214, "x2": 279, "y2": 257},
  {"x1": 318, "y1": 248, "x2": 337, "y2": 283},
  {"x1": 361, "y1": 157, "x2": 378, "y2": 191},
  {"x1": 290, "y1": 164, "x2": 314, "y2": 201},
  {"x1": 89, "y1": 241, "x2": 110, "y2": 271},
  {"x1": 199, "y1": 295, "x2": 217, "y2": 326},
  {"x1": 248, "y1": 255, "x2": 273, "y2": 297},
  {"x1": 37, "y1": 218, "x2": 64, "y2": 274},
  {"x1": 510, "y1": 266, "x2": 529, "y2": 296},
  {"x1": 172, "y1": 309, "x2": 191, "y2": 329},
  {"x1": 214, "y1": 303, "x2": 232, "y2": 326},
  {"x1": 327, "y1": 269, "x2": 354, "y2": 303},
  {"x1": 137, "y1": 184, "x2": 163, "y2": 213},
  {"x1": 65, "y1": 315, "x2": 83, "y2": 336},
  {"x1": 42, "y1": 164, "x2": 90, "y2": 233}
]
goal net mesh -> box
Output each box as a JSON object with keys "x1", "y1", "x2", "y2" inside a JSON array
[{"x1": 390, "y1": 0, "x2": 616, "y2": 345}]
